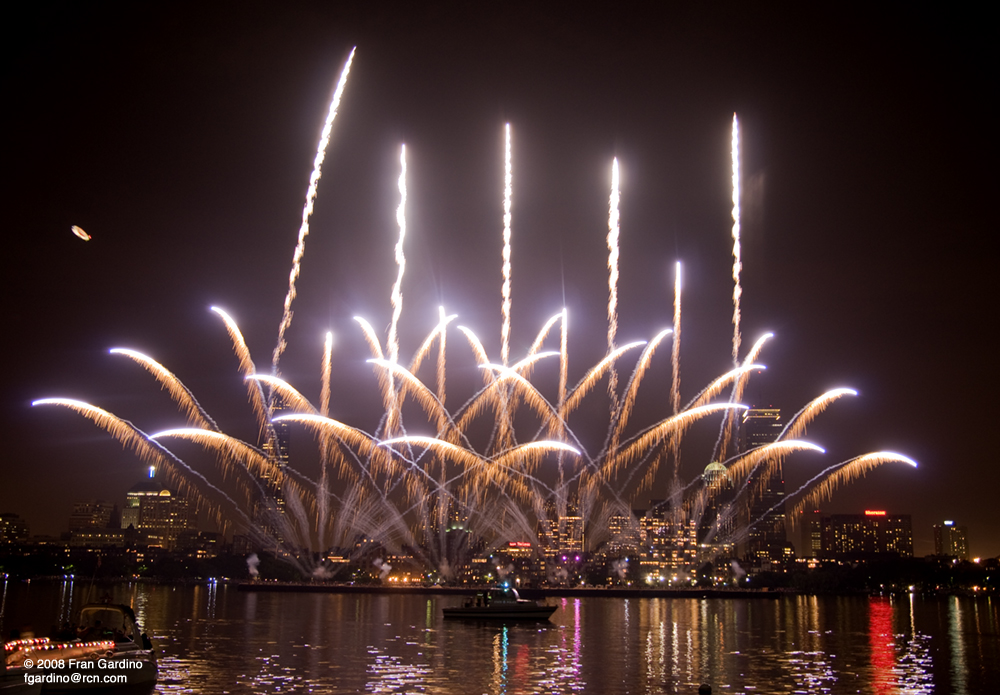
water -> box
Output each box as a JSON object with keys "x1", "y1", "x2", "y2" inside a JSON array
[{"x1": 3, "y1": 580, "x2": 997, "y2": 694}]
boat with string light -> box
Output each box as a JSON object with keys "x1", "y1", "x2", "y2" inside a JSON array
[{"x1": 4, "y1": 603, "x2": 156, "y2": 692}]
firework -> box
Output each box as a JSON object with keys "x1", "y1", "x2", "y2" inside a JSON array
[
  {"x1": 730, "y1": 113, "x2": 742, "y2": 366},
  {"x1": 34, "y1": 95, "x2": 916, "y2": 581},
  {"x1": 779, "y1": 388, "x2": 858, "y2": 440},
  {"x1": 272, "y1": 48, "x2": 356, "y2": 372},
  {"x1": 607, "y1": 158, "x2": 621, "y2": 406},
  {"x1": 110, "y1": 348, "x2": 217, "y2": 430},
  {"x1": 501, "y1": 124, "x2": 513, "y2": 367}
]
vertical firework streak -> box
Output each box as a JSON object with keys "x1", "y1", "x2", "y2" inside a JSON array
[
  {"x1": 559, "y1": 308, "x2": 569, "y2": 408},
  {"x1": 670, "y1": 262, "x2": 683, "y2": 481},
  {"x1": 501, "y1": 124, "x2": 513, "y2": 367},
  {"x1": 607, "y1": 158, "x2": 621, "y2": 408},
  {"x1": 436, "y1": 307, "x2": 447, "y2": 408},
  {"x1": 496, "y1": 125, "x2": 515, "y2": 449},
  {"x1": 272, "y1": 48, "x2": 356, "y2": 373},
  {"x1": 317, "y1": 331, "x2": 334, "y2": 549},
  {"x1": 385, "y1": 144, "x2": 408, "y2": 434},
  {"x1": 730, "y1": 114, "x2": 742, "y2": 367}
]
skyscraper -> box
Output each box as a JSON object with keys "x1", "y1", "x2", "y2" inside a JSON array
[
  {"x1": 121, "y1": 471, "x2": 193, "y2": 550},
  {"x1": 698, "y1": 461, "x2": 735, "y2": 548},
  {"x1": 739, "y1": 407, "x2": 786, "y2": 565},
  {"x1": 821, "y1": 511, "x2": 913, "y2": 558},
  {"x1": 933, "y1": 520, "x2": 969, "y2": 559}
]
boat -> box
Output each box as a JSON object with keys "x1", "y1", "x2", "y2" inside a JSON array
[
  {"x1": 2, "y1": 640, "x2": 42, "y2": 695},
  {"x1": 443, "y1": 586, "x2": 557, "y2": 620},
  {"x1": 5, "y1": 603, "x2": 156, "y2": 692}
]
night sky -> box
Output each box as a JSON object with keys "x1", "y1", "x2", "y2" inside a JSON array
[{"x1": 4, "y1": 3, "x2": 994, "y2": 557}]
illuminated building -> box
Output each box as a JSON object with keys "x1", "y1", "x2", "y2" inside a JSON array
[
  {"x1": 251, "y1": 398, "x2": 292, "y2": 544},
  {"x1": 933, "y1": 520, "x2": 969, "y2": 559},
  {"x1": 637, "y1": 504, "x2": 698, "y2": 579},
  {"x1": 68, "y1": 500, "x2": 117, "y2": 532},
  {"x1": 121, "y1": 471, "x2": 194, "y2": 550},
  {"x1": 739, "y1": 407, "x2": 785, "y2": 564},
  {"x1": 699, "y1": 461, "x2": 735, "y2": 548},
  {"x1": 796, "y1": 509, "x2": 823, "y2": 559},
  {"x1": 0, "y1": 513, "x2": 29, "y2": 544},
  {"x1": 537, "y1": 497, "x2": 584, "y2": 556},
  {"x1": 605, "y1": 513, "x2": 640, "y2": 557},
  {"x1": 821, "y1": 511, "x2": 913, "y2": 558}
]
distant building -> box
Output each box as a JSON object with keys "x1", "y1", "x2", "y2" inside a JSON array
[
  {"x1": 121, "y1": 475, "x2": 193, "y2": 550},
  {"x1": 0, "y1": 513, "x2": 29, "y2": 544},
  {"x1": 605, "y1": 512, "x2": 640, "y2": 557},
  {"x1": 254, "y1": 398, "x2": 292, "y2": 539},
  {"x1": 637, "y1": 503, "x2": 698, "y2": 581},
  {"x1": 739, "y1": 407, "x2": 786, "y2": 564},
  {"x1": 69, "y1": 500, "x2": 117, "y2": 532},
  {"x1": 933, "y1": 520, "x2": 969, "y2": 560},
  {"x1": 698, "y1": 461, "x2": 736, "y2": 547},
  {"x1": 537, "y1": 497, "x2": 584, "y2": 556},
  {"x1": 796, "y1": 509, "x2": 824, "y2": 559},
  {"x1": 821, "y1": 511, "x2": 913, "y2": 558}
]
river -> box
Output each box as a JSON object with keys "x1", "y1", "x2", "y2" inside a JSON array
[{"x1": 2, "y1": 580, "x2": 997, "y2": 694}]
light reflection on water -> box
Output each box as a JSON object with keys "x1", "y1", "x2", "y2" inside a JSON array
[{"x1": 1, "y1": 580, "x2": 998, "y2": 694}]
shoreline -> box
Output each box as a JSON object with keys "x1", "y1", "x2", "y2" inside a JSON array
[{"x1": 235, "y1": 582, "x2": 791, "y2": 599}]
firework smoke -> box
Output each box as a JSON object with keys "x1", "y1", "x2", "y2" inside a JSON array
[{"x1": 272, "y1": 48, "x2": 356, "y2": 373}]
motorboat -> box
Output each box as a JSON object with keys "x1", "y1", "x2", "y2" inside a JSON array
[
  {"x1": 443, "y1": 586, "x2": 557, "y2": 620},
  {"x1": 5, "y1": 603, "x2": 156, "y2": 692},
  {"x1": 2, "y1": 639, "x2": 42, "y2": 694}
]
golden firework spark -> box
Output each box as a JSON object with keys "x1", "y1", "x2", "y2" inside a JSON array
[
  {"x1": 110, "y1": 348, "x2": 217, "y2": 430},
  {"x1": 790, "y1": 452, "x2": 918, "y2": 517}
]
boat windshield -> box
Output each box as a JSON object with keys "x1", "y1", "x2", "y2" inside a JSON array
[{"x1": 78, "y1": 606, "x2": 134, "y2": 638}]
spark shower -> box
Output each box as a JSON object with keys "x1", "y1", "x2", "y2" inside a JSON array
[{"x1": 33, "y1": 50, "x2": 915, "y2": 580}]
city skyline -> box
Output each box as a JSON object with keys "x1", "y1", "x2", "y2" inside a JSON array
[{"x1": 3, "y1": 5, "x2": 994, "y2": 557}]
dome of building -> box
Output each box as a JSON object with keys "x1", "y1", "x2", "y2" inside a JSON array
[{"x1": 702, "y1": 461, "x2": 729, "y2": 483}]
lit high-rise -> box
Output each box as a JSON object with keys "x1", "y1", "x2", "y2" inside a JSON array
[{"x1": 739, "y1": 407, "x2": 785, "y2": 564}]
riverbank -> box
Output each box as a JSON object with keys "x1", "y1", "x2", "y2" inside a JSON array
[{"x1": 235, "y1": 581, "x2": 789, "y2": 599}]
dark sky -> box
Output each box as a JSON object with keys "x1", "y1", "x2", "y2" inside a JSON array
[{"x1": 3, "y1": 2, "x2": 995, "y2": 557}]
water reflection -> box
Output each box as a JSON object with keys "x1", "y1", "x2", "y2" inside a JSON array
[
  {"x1": 949, "y1": 595, "x2": 968, "y2": 695},
  {"x1": 2, "y1": 583, "x2": 998, "y2": 693},
  {"x1": 868, "y1": 597, "x2": 896, "y2": 694}
]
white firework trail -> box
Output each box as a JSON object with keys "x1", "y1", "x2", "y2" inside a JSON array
[
  {"x1": 607, "y1": 157, "x2": 621, "y2": 406},
  {"x1": 730, "y1": 113, "x2": 742, "y2": 367},
  {"x1": 670, "y1": 262, "x2": 682, "y2": 416},
  {"x1": 436, "y1": 306, "x2": 447, "y2": 406},
  {"x1": 559, "y1": 308, "x2": 568, "y2": 408},
  {"x1": 272, "y1": 47, "x2": 356, "y2": 373},
  {"x1": 388, "y1": 144, "x2": 408, "y2": 365},
  {"x1": 385, "y1": 144, "x2": 408, "y2": 433},
  {"x1": 670, "y1": 262, "x2": 682, "y2": 477},
  {"x1": 497, "y1": 125, "x2": 515, "y2": 448},
  {"x1": 501, "y1": 124, "x2": 513, "y2": 367},
  {"x1": 320, "y1": 332, "x2": 334, "y2": 417}
]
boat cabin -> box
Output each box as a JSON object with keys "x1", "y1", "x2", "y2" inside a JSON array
[{"x1": 77, "y1": 604, "x2": 138, "y2": 642}]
